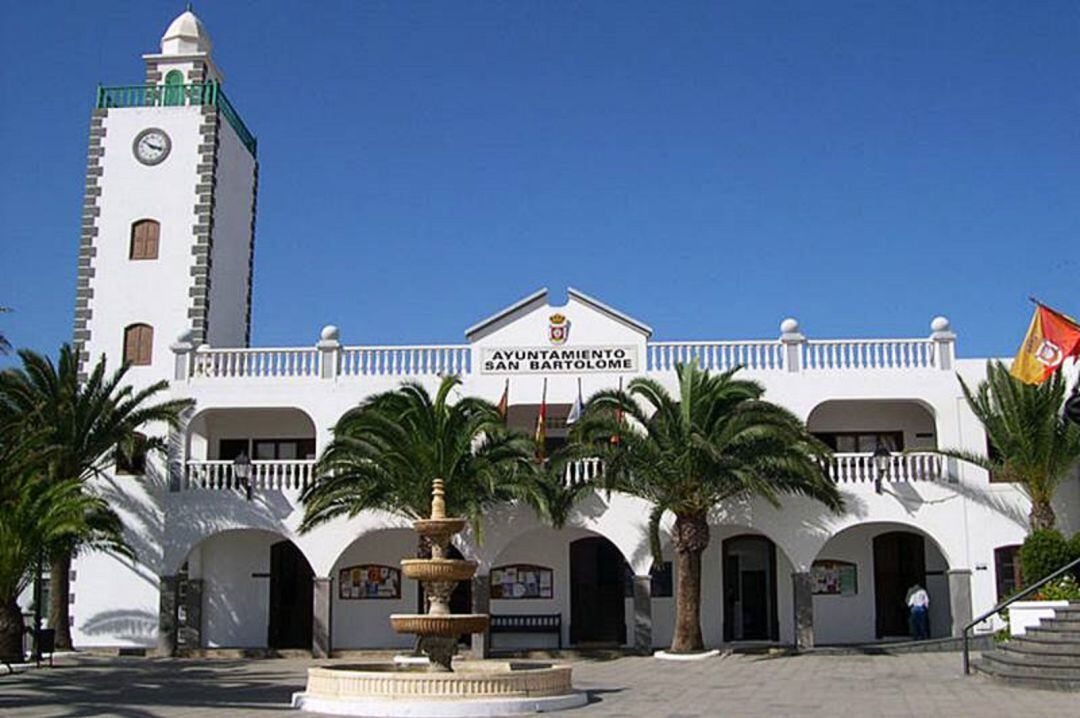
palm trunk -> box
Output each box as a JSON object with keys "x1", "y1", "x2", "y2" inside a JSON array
[
  {"x1": 1029, "y1": 499, "x2": 1056, "y2": 532},
  {"x1": 0, "y1": 596, "x2": 25, "y2": 664},
  {"x1": 670, "y1": 511, "x2": 709, "y2": 653},
  {"x1": 49, "y1": 552, "x2": 73, "y2": 650}
]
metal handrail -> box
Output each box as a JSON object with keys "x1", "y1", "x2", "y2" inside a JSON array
[{"x1": 962, "y1": 555, "x2": 1080, "y2": 674}]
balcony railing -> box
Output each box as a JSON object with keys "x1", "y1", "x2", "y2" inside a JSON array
[
  {"x1": 647, "y1": 341, "x2": 785, "y2": 372},
  {"x1": 183, "y1": 459, "x2": 316, "y2": 492},
  {"x1": 96, "y1": 82, "x2": 257, "y2": 156},
  {"x1": 824, "y1": 451, "x2": 943, "y2": 484},
  {"x1": 192, "y1": 347, "x2": 320, "y2": 379},
  {"x1": 803, "y1": 339, "x2": 939, "y2": 371},
  {"x1": 340, "y1": 345, "x2": 471, "y2": 377}
]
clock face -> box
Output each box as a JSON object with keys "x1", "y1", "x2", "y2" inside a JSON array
[{"x1": 133, "y1": 128, "x2": 171, "y2": 166}]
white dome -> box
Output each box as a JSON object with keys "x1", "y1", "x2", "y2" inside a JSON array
[{"x1": 161, "y1": 10, "x2": 212, "y2": 55}]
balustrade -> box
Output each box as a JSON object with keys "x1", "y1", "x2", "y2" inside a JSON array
[
  {"x1": 191, "y1": 347, "x2": 319, "y2": 378},
  {"x1": 183, "y1": 459, "x2": 316, "y2": 492},
  {"x1": 825, "y1": 451, "x2": 942, "y2": 484},
  {"x1": 803, "y1": 339, "x2": 937, "y2": 370},
  {"x1": 647, "y1": 341, "x2": 785, "y2": 372},
  {"x1": 340, "y1": 345, "x2": 470, "y2": 377}
]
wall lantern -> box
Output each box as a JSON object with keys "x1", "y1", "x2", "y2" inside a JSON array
[
  {"x1": 871, "y1": 443, "x2": 891, "y2": 495},
  {"x1": 233, "y1": 451, "x2": 253, "y2": 501}
]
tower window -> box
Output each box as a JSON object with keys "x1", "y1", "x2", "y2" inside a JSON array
[
  {"x1": 164, "y1": 70, "x2": 185, "y2": 106},
  {"x1": 130, "y1": 219, "x2": 160, "y2": 260},
  {"x1": 123, "y1": 324, "x2": 154, "y2": 366}
]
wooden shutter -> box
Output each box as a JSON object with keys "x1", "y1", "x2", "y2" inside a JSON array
[
  {"x1": 124, "y1": 324, "x2": 153, "y2": 365},
  {"x1": 131, "y1": 220, "x2": 160, "y2": 260}
]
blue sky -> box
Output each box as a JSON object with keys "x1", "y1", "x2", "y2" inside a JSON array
[{"x1": 1, "y1": 1, "x2": 1077, "y2": 363}]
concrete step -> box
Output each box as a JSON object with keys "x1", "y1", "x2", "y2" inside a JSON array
[
  {"x1": 999, "y1": 643, "x2": 1080, "y2": 665},
  {"x1": 1026, "y1": 626, "x2": 1080, "y2": 640},
  {"x1": 1011, "y1": 634, "x2": 1080, "y2": 652},
  {"x1": 974, "y1": 659, "x2": 1080, "y2": 691},
  {"x1": 1043, "y1": 619, "x2": 1080, "y2": 630},
  {"x1": 981, "y1": 651, "x2": 1080, "y2": 680}
]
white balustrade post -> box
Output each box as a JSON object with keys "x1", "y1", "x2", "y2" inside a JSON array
[
  {"x1": 317, "y1": 325, "x2": 342, "y2": 380},
  {"x1": 169, "y1": 329, "x2": 195, "y2": 381},
  {"x1": 930, "y1": 316, "x2": 956, "y2": 371},
  {"x1": 780, "y1": 318, "x2": 805, "y2": 373}
]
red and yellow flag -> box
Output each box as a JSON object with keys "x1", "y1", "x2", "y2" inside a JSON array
[
  {"x1": 534, "y1": 378, "x2": 547, "y2": 461},
  {"x1": 1011, "y1": 303, "x2": 1080, "y2": 384}
]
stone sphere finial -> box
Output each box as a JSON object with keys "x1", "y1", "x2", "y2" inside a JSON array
[
  {"x1": 931, "y1": 316, "x2": 951, "y2": 333},
  {"x1": 780, "y1": 317, "x2": 800, "y2": 334},
  {"x1": 431, "y1": 478, "x2": 446, "y2": 520},
  {"x1": 320, "y1": 324, "x2": 340, "y2": 341}
]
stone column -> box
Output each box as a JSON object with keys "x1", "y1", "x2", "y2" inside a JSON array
[
  {"x1": 780, "y1": 318, "x2": 806, "y2": 373},
  {"x1": 631, "y1": 575, "x2": 652, "y2": 654},
  {"x1": 317, "y1": 325, "x2": 341, "y2": 380},
  {"x1": 157, "y1": 575, "x2": 179, "y2": 657},
  {"x1": 169, "y1": 331, "x2": 194, "y2": 381},
  {"x1": 178, "y1": 579, "x2": 203, "y2": 650},
  {"x1": 947, "y1": 569, "x2": 972, "y2": 638},
  {"x1": 471, "y1": 573, "x2": 491, "y2": 659},
  {"x1": 930, "y1": 316, "x2": 956, "y2": 372},
  {"x1": 312, "y1": 577, "x2": 332, "y2": 658},
  {"x1": 792, "y1": 571, "x2": 815, "y2": 650}
]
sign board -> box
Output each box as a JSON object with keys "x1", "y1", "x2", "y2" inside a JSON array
[
  {"x1": 339, "y1": 564, "x2": 401, "y2": 600},
  {"x1": 811, "y1": 560, "x2": 858, "y2": 596},
  {"x1": 480, "y1": 346, "x2": 639, "y2": 374},
  {"x1": 491, "y1": 564, "x2": 554, "y2": 599}
]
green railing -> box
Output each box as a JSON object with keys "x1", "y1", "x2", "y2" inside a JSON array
[{"x1": 96, "y1": 82, "x2": 257, "y2": 157}]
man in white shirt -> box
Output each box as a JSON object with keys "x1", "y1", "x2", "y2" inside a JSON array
[{"x1": 906, "y1": 584, "x2": 930, "y2": 640}]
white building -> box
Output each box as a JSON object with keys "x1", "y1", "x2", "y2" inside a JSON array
[{"x1": 58, "y1": 11, "x2": 1078, "y2": 657}]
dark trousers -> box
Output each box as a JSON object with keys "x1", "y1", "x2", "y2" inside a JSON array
[{"x1": 909, "y1": 606, "x2": 929, "y2": 640}]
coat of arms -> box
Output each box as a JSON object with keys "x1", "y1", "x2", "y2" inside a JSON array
[{"x1": 548, "y1": 313, "x2": 569, "y2": 345}]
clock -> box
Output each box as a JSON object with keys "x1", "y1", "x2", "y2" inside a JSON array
[{"x1": 133, "y1": 128, "x2": 171, "y2": 166}]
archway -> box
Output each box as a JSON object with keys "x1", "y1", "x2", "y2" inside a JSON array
[
  {"x1": 811, "y1": 522, "x2": 952, "y2": 644},
  {"x1": 178, "y1": 529, "x2": 316, "y2": 649},
  {"x1": 569, "y1": 536, "x2": 627, "y2": 645},
  {"x1": 722, "y1": 535, "x2": 779, "y2": 642}
]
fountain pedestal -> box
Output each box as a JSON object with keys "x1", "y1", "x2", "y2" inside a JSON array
[{"x1": 293, "y1": 479, "x2": 586, "y2": 716}]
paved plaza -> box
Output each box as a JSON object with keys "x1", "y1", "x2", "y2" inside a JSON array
[{"x1": 2, "y1": 651, "x2": 1075, "y2": 718}]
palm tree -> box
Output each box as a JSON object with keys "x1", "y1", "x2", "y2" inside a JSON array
[
  {"x1": 0, "y1": 432, "x2": 131, "y2": 664},
  {"x1": 0, "y1": 344, "x2": 192, "y2": 650},
  {"x1": 300, "y1": 374, "x2": 545, "y2": 539},
  {"x1": 570, "y1": 362, "x2": 843, "y2": 653},
  {"x1": 933, "y1": 361, "x2": 1080, "y2": 531}
]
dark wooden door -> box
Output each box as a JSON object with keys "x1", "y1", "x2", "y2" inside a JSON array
[
  {"x1": 723, "y1": 536, "x2": 779, "y2": 642},
  {"x1": 570, "y1": 537, "x2": 626, "y2": 645},
  {"x1": 873, "y1": 532, "x2": 926, "y2": 638},
  {"x1": 268, "y1": 540, "x2": 313, "y2": 649}
]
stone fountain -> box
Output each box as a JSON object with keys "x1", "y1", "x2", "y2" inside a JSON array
[
  {"x1": 390, "y1": 478, "x2": 489, "y2": 671},
  {"x1": 293, "y1": 479, "x2": 586, "y2": 716}
]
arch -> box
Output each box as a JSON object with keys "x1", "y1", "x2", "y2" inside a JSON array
[
  {"x1": 129, "y1": 218, "x2": 160, "y2": 260},
  {"x1": 184, "y1": 406, "x2": 318, "y2": 460},
  {"x1": 805, "y1": 399, "x2": 938, "y2": 452},
  {"x1": 810, "y1": 521, "x2": 953, "y2": 644},
  {"x1": 163, "y1": 69, "x2": 185, "y2": 106},
  {"x1": 174, "y1": 528, "x2": 316, "y2": 649},
  {"x1": 123, "y1": 323, "x2": 153, "y2": 366}
]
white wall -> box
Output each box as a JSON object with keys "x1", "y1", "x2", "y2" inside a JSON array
[
  {"x1": 206, "y1": 117, "x2": 256, "y2": 347},
  {"x1": 331, "y1": 529, "x2": 419, "y2": 650},
  {"x1": 812, "y1": 525, "x2": 951, "y2": 645},
  {"x1": 193, "y1": 529, "x2": 280, "y2": 648}
]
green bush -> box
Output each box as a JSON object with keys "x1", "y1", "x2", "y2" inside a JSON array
[
  {"x1": 1020, "y1": 529, "x2": 1072, "y2": 584},
  {"x1": 1034, "y1": 574, "x2": 1080, "y2": 601}
]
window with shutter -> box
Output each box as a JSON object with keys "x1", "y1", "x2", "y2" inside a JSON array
[
  {"x1": 130, "y1": 220, "x2": 160, "y2": 260},
  {"x1": 123, "y1": 324, "x2": 153, "y2": 366}
]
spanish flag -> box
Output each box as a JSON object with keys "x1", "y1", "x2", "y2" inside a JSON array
[{"x1": 1011, "y1": 303, "x2": 1080, "y2": 384}]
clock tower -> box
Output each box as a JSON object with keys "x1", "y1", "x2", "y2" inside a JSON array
[{"x1": 75, "y1": 8, "x2": 257, "y2": 378}]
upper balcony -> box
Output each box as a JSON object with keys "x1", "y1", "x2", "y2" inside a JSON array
[
  {"x1": 169, "y1": 316, "x2": 957, "y2": 383},
  {"x1": 97, "y1": 82, "x2": 257, "y2": 156}
]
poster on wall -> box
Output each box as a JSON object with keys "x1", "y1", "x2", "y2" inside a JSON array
[
  {"x1": 811, "y1": 560, "x2": 857, "y2": 596},
  {"x1": 338, "y1": 564, "x2": 401, "y2": 600},
  {"x1": 491, "y1": 564, "x2": 554, "y2": 599}
]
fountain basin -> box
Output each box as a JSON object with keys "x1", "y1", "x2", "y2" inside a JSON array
[
  {"x1": 292, "y1": 661, "x2": 587, "y2": 716},
  {"x1": 412, "y1": 517, "x2": 467, "y2": 539},
  {"x1": 390, "y1": 614, "x2": 490, "y2": 637},
  {"x1": 401, "y1": 559, "x2": 478, "y2": 583}
]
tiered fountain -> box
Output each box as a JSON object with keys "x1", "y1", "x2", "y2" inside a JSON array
[{"x1": 293, "y1": 479, "x2": 586, "y2": 717}]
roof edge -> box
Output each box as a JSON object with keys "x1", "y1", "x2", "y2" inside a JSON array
[
  {"x1": 465, "y1": 288, "x2": 549, "y2": 340},
  {"x1": 567, "y1": 287, "x2": 653, "y2": 337}
]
